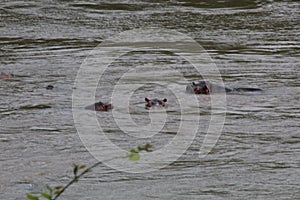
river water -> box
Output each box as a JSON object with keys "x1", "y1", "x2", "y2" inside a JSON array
[{"x1": 0, "y1": 0, "x2": 299, "y2": 199}]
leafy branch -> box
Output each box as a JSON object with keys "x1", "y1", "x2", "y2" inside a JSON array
[{"x1": 27, "y1": 144, "x2": 153, "y2": 200}]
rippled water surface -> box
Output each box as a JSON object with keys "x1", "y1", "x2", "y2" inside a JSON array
[{"x1": 0, "y1": 0, "x2": 299, "y2": 199}]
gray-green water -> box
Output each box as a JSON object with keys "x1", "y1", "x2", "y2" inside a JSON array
[{"x1": 0, "y1": 0, "x2": 299, "y2": 199}]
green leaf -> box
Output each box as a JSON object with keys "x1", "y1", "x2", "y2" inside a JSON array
[
  {"x1": 129, "y1": 151, "x2": 140, "y2": 161},
  {"x1": 46, "y1": 185, "x2": 53, "y2": 194},
  {"x1": 130, "y1": 149, "x2": 138, "y2": 153},
  {"x1": 55, "y1": 185, "x2": 63, "y2": 190},
  {"x1": 137, "y1": 146, "x2": 143, "y2": 151},
  {"x1": 73, "y1": 165, "x2": 79, "y2": 176},
  {"x1": 145, "y1": 143, "x2": 153, "y2": 152},
  {"x1": 79, "y1": 165, "x2": 86, "y2": 169},
  {"x1": 54, "y1": 190, "x2": 62, "y2": 195},
  {"x1": 41, "y1": 193, "x2": 52, "y2": 200},
  {"x1": 27, "y1": 194, "x2": 39, "y2": 200}
]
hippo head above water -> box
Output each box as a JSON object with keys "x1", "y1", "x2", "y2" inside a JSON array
[
  {"x1": 186, "y1": 81, "x2": 211, "y2": 94},
  {"x1": 192, "y1": 81, "x2": 210, "y2": 94},
  {"x1": 186, "y1": 81, "x2": 262, "y2": 94},
  {"x1": 0, "y1": 72, "x2": 14, "y2": 79},
  {"x1": 145, "y1": 98, "x2": 167, "y2": 108},
  {"x1": 94, "y1": 101, "x2": 113, "y2": 111}
]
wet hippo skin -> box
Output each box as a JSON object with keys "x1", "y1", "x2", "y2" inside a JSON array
[
  {"x1": 186, "y1": 81, "x2": 262, "y2": 95},
  {"x1": 85, "y1": 101, "x2": 113, "y2": 111},
  {"x1": 145, "y1": 98, "x2": 167, "y2": 109}
]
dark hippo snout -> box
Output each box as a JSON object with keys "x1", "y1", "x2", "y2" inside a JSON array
[
  {"x1": 192, "y1": 82, "x2": 210, "y2": 94},
  {"x1": 95, "y1": 101, "x2": 113, "y2": 111},
  {"x1": 145, "y1": 98, "x2": 167, "y2": 109},
  {"x1": 86, "y1": 101, "x2": 113, "y2": 112}
]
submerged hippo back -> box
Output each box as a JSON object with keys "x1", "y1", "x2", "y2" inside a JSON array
[
  {"x1": 232, "y1": 87, "x2": 263, "y2": 92},
  {"x1": 205, "y1": 82, "x2": 231, "y2": 93}
]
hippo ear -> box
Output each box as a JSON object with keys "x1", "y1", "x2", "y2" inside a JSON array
[
  {"x1": 145, "y1": 98, "x2": 150, "y2": 102},
  {"x1": 163, "y1": 98, "x2": 167, "y2": 102},
  {"x1": 192, "y1": 82, "x2": 196, "y2": 86}
]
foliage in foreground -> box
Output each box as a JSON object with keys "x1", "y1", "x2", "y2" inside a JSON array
[{"x1": 27, "y1": 144, "x2": 153, "y2": 200}]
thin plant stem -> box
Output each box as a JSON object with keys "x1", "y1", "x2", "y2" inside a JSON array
[{"x1": 52, "y1": 156, "x2": 125, "y2": 200}]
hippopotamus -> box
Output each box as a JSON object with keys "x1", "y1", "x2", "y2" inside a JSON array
[
  {"x1": 186, "y1": 81, "x2": 262, "y2": 94},
  {"x1": 145, "y1": 98, "x2": 167, "y2": 109},
  {"x1": 46, "y1": 85, "x2": 54, "y2": 90},
  {"x1": 0, "y1": 72, "x2": 14, "y2": 79},
  {"x1": 85, "y1": 101, "x2": 113, "y2": 112}
]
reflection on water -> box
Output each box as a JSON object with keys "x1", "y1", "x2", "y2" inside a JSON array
[{"x1": 0, "y1": 0, "x2": 299, "y2": 199}]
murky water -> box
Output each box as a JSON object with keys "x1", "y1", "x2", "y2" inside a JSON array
[{"x1": 0, "y1": 0, "x2": 299, "y2": 199}]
